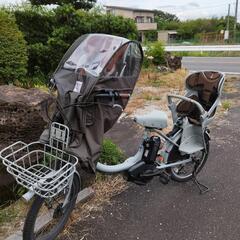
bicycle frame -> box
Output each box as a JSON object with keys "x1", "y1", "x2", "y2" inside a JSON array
[
  {"x1": 96, "y1": 126, "x2": 192, "y2": 174},
  {"x1": 96, "y1": 71, "x2": 226, "y2": 175}
]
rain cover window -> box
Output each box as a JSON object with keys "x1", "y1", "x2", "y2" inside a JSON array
[{"x1": 40, "y1": 34, "x2": 143, "y2": 172}]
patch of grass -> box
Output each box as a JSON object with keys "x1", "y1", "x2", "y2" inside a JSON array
[
  {"x1": 153, "y1": 96, "x2": 161, "y2": 101},
  {"x1": 141, "y1": 92, "x2": 161, "y2": 101},
  {"x1": 10, "y1": 184, "x2": 27, "y2": 200},
  {"x1": 222, "y1": 100, "x2": 232, "y2": 111},
  {"x1": 0, "y1": 199, "x2": 28, "y2": 238},
  {"x1": 138, "y1": 69, "x2": 187, "y2": 90},
  {"x1": 34, "y1": 84, "x2": 49, "y2": 92},
  {"x1": 224, "y1": 75, "x2": 240, "y2": 93},
  {"x1": 0, "y1": 204, "x2": 16, "y2": 225},
  {"x1": 174, "y1": 51, "x2": 240, "y2": 57},
  {"x1": 99, "y1": 139, "x2": 125, "y2": 165}
]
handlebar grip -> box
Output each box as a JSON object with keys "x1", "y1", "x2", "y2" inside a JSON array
[{"x1": 118, "y1": 93, "x2": 131, "y2": 98}]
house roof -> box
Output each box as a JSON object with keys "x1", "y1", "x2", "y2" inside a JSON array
[{"x1": 105, "y1": 5, "x2": 155, "y2": 13}]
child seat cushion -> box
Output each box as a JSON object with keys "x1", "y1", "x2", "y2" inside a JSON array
[{"x1": 176, "y1": 71, "x2": 223, "y2": 123}]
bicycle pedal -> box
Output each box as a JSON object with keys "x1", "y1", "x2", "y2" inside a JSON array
[
  {"x1": 159, "y1": 172, "x2": 170, "y2": 185},
  {"x1": 133, "y1": 179, "x2": 148, "y2": 186},
  {"x1": 128, "y1": 177, "x2": 148, "y2": 186},
  {"x1": 127, "y1": 175, "x2": 148, "y2": 186},
  {"x1": 141, "y1": 168, "x2": 162, "y2": 178}
]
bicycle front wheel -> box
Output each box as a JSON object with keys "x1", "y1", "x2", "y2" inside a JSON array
[{"x1": 23, "y1": 175, "x2": 80, "y2": 240}]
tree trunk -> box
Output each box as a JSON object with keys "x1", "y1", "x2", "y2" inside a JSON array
[{"x1": 165, "y1": 53, "x2": 182, "y2": 70}]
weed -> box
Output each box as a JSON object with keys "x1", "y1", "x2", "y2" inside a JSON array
[
  {"x1": 222, "y1": 100, "x2": 231, "y2": 111},
  {"x1": 141, "y1": 92, "x2": 161, "y2": 101},
  {"x1": 10, "y1": 184, "x2": 27, "y2": 200},
  {"x1": 99, "y1": 139, "x2": 125, "y2": 165},
  {"x1": 0, "y1": 203, "x2": 17, "y2": 225},
  {"x1": 138, "y1": 69, "x2": 187, "y2": 90}
]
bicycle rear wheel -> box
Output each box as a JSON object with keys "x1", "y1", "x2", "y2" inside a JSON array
[
  {"x1": 23, "y1": 174, "x2": 80, "y2": 240},
  {"x1": 169, "y1": 138, "x2": 209, "y2": 182}
]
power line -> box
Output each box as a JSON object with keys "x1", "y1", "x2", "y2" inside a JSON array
[{"x1": 158, "y1": 2, "x2": 235, "y2": 11}]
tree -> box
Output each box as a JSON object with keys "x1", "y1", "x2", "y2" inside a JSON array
[
  {"x1": 29, "y1": 0, "x2": 96, "y2": 10},
  {"x1": 0, "y1": 9, "x2": 28, "y2": 84},
  {"x1": 154, "y1": 10, "x2": 179, "y2": 30},
  {"x1": 176, "y1": 17, "x2": 240, "y2": 40},
  {"x1": 13, "y1": 4, "x2": 138, "y2": 80},
  {"x1": 154, "y1": 10, "x2": 179, "y2": 22}
]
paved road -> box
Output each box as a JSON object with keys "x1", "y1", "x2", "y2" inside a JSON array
[
  {"x1": 63, "y1": 79, "x2": 240, "y2": 240},
  {"x1": 182, "y1": 57, "x2": 240, "y2": 73}
]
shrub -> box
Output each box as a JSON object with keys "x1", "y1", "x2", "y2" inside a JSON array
[
  {"x1": 144, "y1": 30, "x2": 158, "y2": 42},
  {"x1": 142, "y1": 57, "x2": 151, "y2": 68},
  {"x1": 13, "y1": 4, "x2": 138, "y2": 82},
  {"x1": 0, "y1": 9, "x2": 28, "y2": 84},
  {"x1": 29, "y1": 0, "x2": 96, "y2": 10},
  {"x1": 14, "y1": 6, "x2": 55, "y2": 79},
  {"x1": 14, "y1": 6, "x2": 55, "y2": 45},
  {"x1": 99, "y1": 139, "x2": 125, "y2": 165},
  {"x1": 145, "y1": 41, "x2": 166, "y2": 66}
]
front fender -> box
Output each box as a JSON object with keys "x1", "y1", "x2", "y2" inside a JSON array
[{"x1": 74, "y1": 171, "x2": 82, "y2": 193}]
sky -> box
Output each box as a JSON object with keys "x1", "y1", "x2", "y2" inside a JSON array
[{"x1": 0, "y1": 0, "x2": 238, "y2": 20}]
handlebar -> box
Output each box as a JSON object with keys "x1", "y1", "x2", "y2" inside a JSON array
[
  {"x1": 167, "y1": 94, "x2": 206, "y2": 116},
  {"x1": 95, "y1": 92, "x2": 131, "y2": 99},
  {"x1": 94, "y1": 91, "x2": 130, "y2": 111}
]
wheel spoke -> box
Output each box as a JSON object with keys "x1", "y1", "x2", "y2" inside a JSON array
[
  {"x1": 171, "y1": 150, "x2": 206, "y2": 179},
  {"x1": 23, "y1": 175, "x2": 79, "y2": 240}
]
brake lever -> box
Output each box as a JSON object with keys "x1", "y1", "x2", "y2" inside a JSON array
[{"x1": 112, "y1": 104, "x2": 123, "y2": 112}]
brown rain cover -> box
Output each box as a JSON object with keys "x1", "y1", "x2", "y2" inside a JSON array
[{"x1": 40, "y1": 34, "x2": 143, "y2": 172}]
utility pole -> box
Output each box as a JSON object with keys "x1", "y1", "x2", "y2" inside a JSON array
[
  {"x1": 234, "y1": 0, "x2": 239, "y2": 43},
  {"x1": 225, "y1": 4, "x2": 231, "y2": 42},
  {"x1": 227, "y1": 4, "x2": 231, "y2": 31}
]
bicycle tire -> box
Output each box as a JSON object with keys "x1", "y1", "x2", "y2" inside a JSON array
[
  {"x1": 169, "y1": 138, "x2": 209, "y2": 182},
  {"x1": 23, "y1": 174, "x2": 80, "y2": 240}
]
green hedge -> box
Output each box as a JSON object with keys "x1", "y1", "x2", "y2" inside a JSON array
[
  {"x1": 0, "y1": 9, "x2": 28, "y2": 85},
  {"x1": 12, "y1": 4, "x2": 138, "y2": 84}
]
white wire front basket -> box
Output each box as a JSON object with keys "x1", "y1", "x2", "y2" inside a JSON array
[{"x1": 0, "y1": 123, "x2": 78, "y2": 198}]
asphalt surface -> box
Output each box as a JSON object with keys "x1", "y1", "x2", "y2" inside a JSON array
[
  {"x1": 65, "y1": 79, "x2": 240, "y2": 240},
  {"x1": 182, "y1": 57, "x2": 240, "y2": 73}
]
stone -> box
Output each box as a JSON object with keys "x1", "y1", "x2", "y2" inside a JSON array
[
  {"x1": 0, "y1": 85, "x2": 53, "y2": 203},
  {"x1": 0, "y1": 85, "x2": 53, "y2": 149},
  {"x1": 165, "y1": 52, "x2": 182, "y2": 70}
]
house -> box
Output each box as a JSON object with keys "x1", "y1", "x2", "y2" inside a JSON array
[
  {"x1": 105, "y1": 5, "x2": 157, "y2": 42},
  {"x1": 158, "y1": 30, "x2": 178, "y2": 44}
]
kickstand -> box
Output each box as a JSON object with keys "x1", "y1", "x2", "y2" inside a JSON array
[{"x1": 192, "y1": 176, "x2": 209, "y2": 194}]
